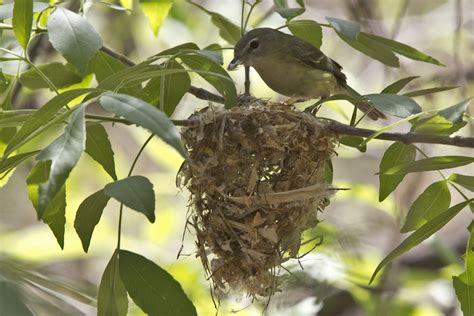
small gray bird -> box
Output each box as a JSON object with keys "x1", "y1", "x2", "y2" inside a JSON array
[{"x1": 227, "y1": 28, "x2": 386, "y2": 120}]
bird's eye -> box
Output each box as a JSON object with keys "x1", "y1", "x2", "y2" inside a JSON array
[{"x1": 249, "y1": 39, "x2": 259, "y2": 49}]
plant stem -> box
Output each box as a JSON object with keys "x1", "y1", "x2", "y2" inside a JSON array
[{"x1": 116, "y1": 134, "x2": 155, "y2": 250}]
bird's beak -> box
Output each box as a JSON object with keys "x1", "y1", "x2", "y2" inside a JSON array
[{"x1": 227, "y1": 57, "x2": 242, "y2": 71}]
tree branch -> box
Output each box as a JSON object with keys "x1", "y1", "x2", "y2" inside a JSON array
[{"x1": 328, "y1": 120, "x2": 474, "y2": 148}]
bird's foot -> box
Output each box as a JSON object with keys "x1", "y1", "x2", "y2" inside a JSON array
[{"x1": 283, "y1": 97, "x2": 307, "y2": 105}]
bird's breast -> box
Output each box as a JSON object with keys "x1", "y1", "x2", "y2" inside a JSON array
[{"x1": 253, "y1": 59, "x2": 338, "y2": 99}]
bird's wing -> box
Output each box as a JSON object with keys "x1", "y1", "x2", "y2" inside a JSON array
[{"x1": 290, "y1": 39, "x2": 347, "y2": 85}]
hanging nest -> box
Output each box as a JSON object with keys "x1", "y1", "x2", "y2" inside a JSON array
[{"x1": 177, "y1": 98, "x2": 339, "y2": 297}]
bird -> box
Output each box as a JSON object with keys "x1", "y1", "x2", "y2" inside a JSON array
[{"x1": 227, "y1": 28, "x2": 386, "y2": 120}]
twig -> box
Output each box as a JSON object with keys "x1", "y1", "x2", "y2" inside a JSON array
[{"x1": 328, "y1": 120, "x2": 474, "y2": 148}]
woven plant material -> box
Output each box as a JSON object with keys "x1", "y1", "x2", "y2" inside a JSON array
[{"x1": 178, "y1": 99, "x2": 338, "y2": 297}]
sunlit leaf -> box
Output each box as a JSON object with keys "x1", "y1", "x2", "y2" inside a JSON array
[
  {"x1": 438, "y1": 97, "x2": 473, "y2": 124},
  {"x1": 19, "y1": 63, "x2": 82, "y2": 90},
  {"x1": 98, "y1": 250, "x2": 128, "y2": 316},
  {"x1": 370, "y1": 199, "x2": 473, "y2": 284},
  {"x1": 12, "y1": 0, "x2": 33, "y2": 49},
  {"x1": 85, "y1": 124, "x2": 117, "y2": 180},
  {"x1": 74, "y1": 189, "x2": 110, "y2": 252},
  {"x1": 401, "y1": 180, "x2": 451, "y2": 232},
  {"x1": 449, "y1": 174, "x2": 474, "y2": 192},
  {"x1": 118, "y1": 250, "x2": 197, "y2": 316},
  {"x1": 99, "y1": 93, "x2": 187, "y2": 158},
  {"x1": 383, "y1": 156, "x2": 474, "y2": 175},
  {"x1": 288, "y1": 20, "x2": 322, "y2": 48},
  {"x1": 36, "y1": 105, "x2": 86, "y2": 216},
  {"x1": 104, "y1": 176, "x2": 155, "y2": 223},
  {"x1": 190, "y1": 2, "x2": 240, "y2": 44},
  {"x1": 327, "y1": 17, "x2": 360, "y2": 41},
  {"x1": 47, "y1": 7, "x2": 103, "y2": 74},
  {"x1": 139, "y1": 0, "x2": 173, "y2": 36},
  {"x1": 403, "y1": 86, "x2": 458, "y2": 98},
  {"x1": 378, "y1": 142, "x2": 416, "y2": 201},
  {"x1": 381, "y1": 76, "x2": 419, "y2": 94},
  {"x1": 411, "y1": 115, "x2": 459, "y2": 135},
  {"x1": 365, "y1": 94, "x2": 422, "y2": 118}
]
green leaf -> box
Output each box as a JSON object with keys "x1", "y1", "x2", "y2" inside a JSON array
[
  {"x1": 36, "y1": 105, "x2": 86, "y2": 216},
  {"x1": 326, "y1": 17, "x2": 360, "y2": 41},
  {"x1": 361, "y1": 33, "x2": 445, "y2": 66},
  {"x1": 12, "y1": 0, "x2": 33, "y2": 49},
  {"x1": 453, "y1": 276, "x2": 474, "y2": 316},
  {"x1": 401, "y1": 181, "x2": 451, "y2": 232},
  {"x1": 180, "y1": 54, "x2": 237, "y2": 108},
  {"x1": 139, "y1": 0, "x2": 173, "y2": 36},
  {"x1": 98, "y1": 251, "x2": 128, "y2": 316},
  {"x1": 288, "y1": 20, "x2": 322, "y2": 48},
  {"x1": 340, "y1": 136, "x2": 367, "y2": 152},
  {"x1": 324, "y1": 159, "x2": 333, "y2": 185},
  {"x1": 379, "y1": 143, "x2": 416, "y2": 201},
  {"x1": 370, "y1": 199, "x2": 473, "y2": 284},
  {"x1": 411, "y1": 115, "x2": 458, "y2": 135},
  {"x1": 463, "y1": 221, "x2": 474, "y2": 282},
  {"x1": 384, "y1": 156, "x2": 474, "y2": 175},
  {"x1": 118, "y1": 250, "x2": 197, "y2": 316},
  {"x1": 85, "y1": 124, "x2": 117, "y2": 180},
  {"x1": 449, "y1": 174, "x2": 474, "y2": 192},
  {"x1": 99, "y1": 93, "x2": 187, "y2": 158},
  {"x1": 104, "y1": 176, "x2": 155, "y2": 223},
  {"x1": 190, "y1": 2, "x2": 241, "y2": 44},
  {"x1": 142, "y1": 59, "x2": 190, "y2": 116},
  {"x1": 5, "y1": 89, "x2": 93, "y2": 157},
  {"x1": 74, "y1": 189, "x2": 110, "y2": 252},
  {"x1": 47, "y1": 7, "x2": 103, "y2": 74},
  {"x1": 0, "y1": 150, "x2": 39, "y2": 175},
  {"x1": 438, "y1": 97, "x2": 473, "y2": 124},
  {"x1": 365, "y1": 94, "x2": 422, "y2": 118},
  {"x1": 0, "y1": 281, "x2": 33, "y2": 316},
  {"x1": 327, "y1": 18, "x2": 399, "y2": 67},
  {"x1": 19, "y1": 63, "x2": 83, "y2": 90},
  {"x1": 275, "y1": 7, "x2": 305, "y2": 20},
  {"x1": 403, "y1": 86, "x2": 458, "y2": 98},
  {"x1": 42, "y1": 186, "x2": 67, "y2": 249},
  {"x1": 0, "y1": 2, "x2": 48, "y2": 20},
  {"x1": 381, "y1": 76, "x2": 419, "y2": 94},
  {"x1": 88, "y1": 51, "x2": 128, "y2": 82},
  {"x1": 200, "y1": 44, "x2": 223, "y2": 65},
  {"x1": 27, "y1": 161, "x2": 67, "y2": 248}
]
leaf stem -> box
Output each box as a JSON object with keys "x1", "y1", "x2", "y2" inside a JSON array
[{"x1": 116, "y1": 134, "x2": 155, "y2": 250}]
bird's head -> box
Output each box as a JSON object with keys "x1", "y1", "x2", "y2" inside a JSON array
[{"x1": 227, "y1": 28, "x2": 282, "y2": 70}]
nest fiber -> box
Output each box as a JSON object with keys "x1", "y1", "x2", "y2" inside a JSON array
[{"x1": 178, "y1": 100, "x2": 338, "y2": 297}]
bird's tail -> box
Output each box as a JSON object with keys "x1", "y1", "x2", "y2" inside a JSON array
[{"x1": 341, "y1": 84, "x2": 387, "y2": 120}]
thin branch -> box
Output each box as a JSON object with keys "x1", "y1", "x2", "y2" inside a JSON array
[{"x1": 328, "y1": 120, "x2": 474, "y2": 148}]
